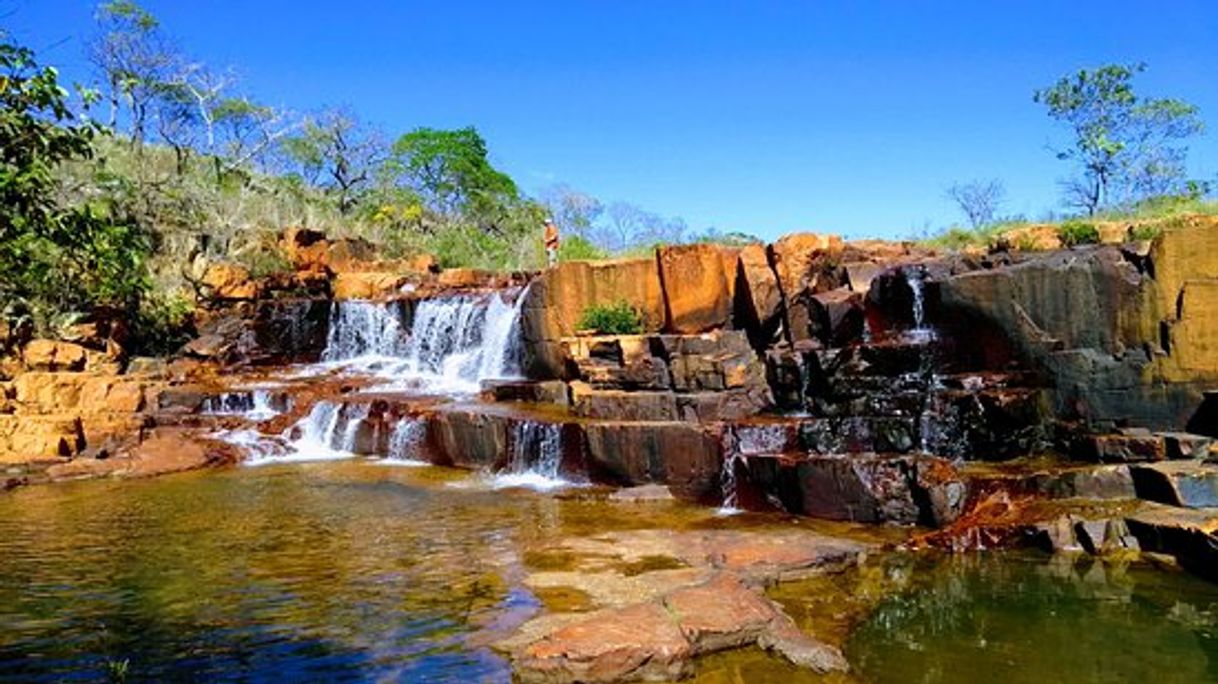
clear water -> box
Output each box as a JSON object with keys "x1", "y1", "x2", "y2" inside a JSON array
[{"x1": 1, "y1": 466, "x2": 1215, "y2": 682}]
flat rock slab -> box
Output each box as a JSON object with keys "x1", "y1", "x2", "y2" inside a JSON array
[
  {"x1": 1126, "y1": 503, "x2": 1218, "y2": 581},
  {"x1": 503, "y1": 527, "x2": 869, "y2": 682},
  {"x1": 1131, "y1": 461, "x2": 1218, "y2": 508}
]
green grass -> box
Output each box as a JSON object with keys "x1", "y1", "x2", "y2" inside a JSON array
[{"x1": 577, "y1": 301, "x2": 644, "y2": 335}]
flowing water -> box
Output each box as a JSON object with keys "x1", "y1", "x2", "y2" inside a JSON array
[{"x1": 318, "y1": 289, "x2": 527, "y2": 395}]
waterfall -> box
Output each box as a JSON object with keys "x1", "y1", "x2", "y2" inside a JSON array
[
  {"x1": 319, "y1": 286, "x2": 529, "y2": 395},
  {"x1": 717, "y1": 450, "x2": 744, "y2": 515},
  {"x1": 202, "y1": 389, "x2": 286, "y2": 419},
  {"x1": 382, "y1": 418, "x2": 428, "y2": 466},
  {"x1": 323, "y1": 300, "x2": 410, "y2": 361},
  {"x1": 904, "y1": 266, "x2": 934, "y2": 341},
  {"x1": 489, "y1": 420, "x2": 573, "y2": 491}
]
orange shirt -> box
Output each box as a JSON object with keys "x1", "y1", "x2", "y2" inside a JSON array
[{"x1": 544, "y1": 223, "x2": 560, "y2": 249}]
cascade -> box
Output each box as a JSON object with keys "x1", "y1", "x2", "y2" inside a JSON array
[
  {"x1": 202, "y1": 389, "x2": 285, "y2": 419},
  {"x1": 491, "y1": 420, "x2": 572, "y2": 491},
  {"x1": 385, "y1": 418, "x2": 427, "y2": 465},
  {"x1": 904, "y1": 265, "x2": 933, "y2": 341},
  {"x1": 319, "y1": 286, "x2": 529, "y2": 394}
]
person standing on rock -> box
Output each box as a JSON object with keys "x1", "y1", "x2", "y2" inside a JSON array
[{"x1": 543, "y1": 218, "x2": 560, "y2": 267}]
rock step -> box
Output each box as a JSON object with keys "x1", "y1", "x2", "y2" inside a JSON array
[
  {"x1": 1125, "y1": 503, "x2": 1218, "y2": 581},
  {"x1": 1073, "y1": 429, "x2": 1215, "y2": 463},
  {"x1": 958, "y1": 461, "x2": 1136, "y2": 502},
  {"x1": 732, "y1": 451, "x2": 964, "y2": 525},
  {"x1": 1130, "y1": 461, "x2": 1218, "y2": 508}
]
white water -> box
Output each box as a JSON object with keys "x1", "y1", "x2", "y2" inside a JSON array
[
  {"x1": 221, "y1": 400, "x2": 374, "y2": 466},
  {"x1": 318, "y1": 287, "x2": 528, "y2": 395},
  {"x1": 904, "y1": 266, "x2": 935, "y2": 342},
  {"x1": 486, "y1": 420, "x2": 577, "y2": 492},
  {"x1": 716, "y1": 450, "x2": 745, "y2": 516},
  {"x1": 379, "y1": 418, "x2": 428, "y2": 467},
  {"x1": 202, "y1": 389, "x2": 285, "y2": 420}
]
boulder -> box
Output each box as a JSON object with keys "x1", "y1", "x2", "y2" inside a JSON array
[
  {"x1": 280, "y1": 227, "x2": 330, "y2": 271},
  {"x1": 809, "y1": 288, "x2": 864, "y2": 346},
  {"x1": 21, "y1": 339, "x2": 90, "y2": 372},
  {"x1": 332, "y1": 272, "x2": 410, "y2": 299},
  {"x1": 0, "y1": 414, "x2": 84, "y2": 463},
  {"x1": 733, "y1": 244, "x2": 785, "y2": 348},
  {"x1": 202, "y1": 263, "x2": 260, "y2": 300},
  {"x1": 325, "y1": 237, "x2": 378, "y2": 273},
  {"x1": 1126, "y1": 503, "x2": 1218, "y2": 581},
  {"x1": 769, "y1": 233, "x2": 845, "y2": 341},
  {"x1": 438, "y1": 267, "x2": 495, "y2": 288},
  {"x1": 570, "y1": 382, "x2": 680, "y2": 421},
  {"x1": 520, "y1": 258, "x2": 666, "y2": 378},
  {"x1": 657, "y1": 244, "x2": 732, "y2": 333},
  {"x1": 1131, "y1": 461, "x2": 1218, "y2": 508},
  {"x1": 427, "y1": 408, "x2": 509, "y2": 469},
  {"x1": 583, "y1": 421, "x2": 724, "y2": 500}
]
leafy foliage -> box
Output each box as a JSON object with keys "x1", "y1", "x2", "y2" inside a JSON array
[
  {"x1": 557, "y1": 235, "x2": 607, "y2": 262},
  {"x1": 1056, "y1": 220, "x2": 1100, "y2": 247},
  {"x1": 1035, "y1": 63, "x2": 1204, "y2": 215},
  {"x1": 0, "y1": 38, "x2": 152, "y2": 329},
  {"x1": 578, "y1": 301, "x2": 644, "y2": 335}
]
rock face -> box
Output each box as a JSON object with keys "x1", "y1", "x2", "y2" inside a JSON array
[
  {"x1": 935, "y1": 217, "x2": 1218, "y2": 429},
  {"x1": 769, "y1": 233, "x2": 845, "y2": 341},
  {"x1": 202, "y1": 263, "x2": 260, "y2": 300},
  {"x1": 521, "y1": 258, "x2": 667, "y2": 378},
  {"x1": 657, "y1": 244, "x2": 732, "y2": 333},
  {"x1": 734, "y1": 243, "x2": 785, "y2": 348}
]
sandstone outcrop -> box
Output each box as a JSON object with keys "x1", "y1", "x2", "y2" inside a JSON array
[{"x1": 657, "y1": 244, "x2": 732, "y2": 333}]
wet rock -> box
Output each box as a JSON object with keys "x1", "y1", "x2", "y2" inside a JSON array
[
  {"x1": 1074, "y1": 518, "x2": 1140, "y2": 555},
  {"x1": 1131, "y1": 461, "x2": 1218, "y2": 508},
  {"x1": 562, "y1": 335, "x2": 671, "y2": 390},
  {"x1": 657, "y1": 244, "x2": 733, "y2": 333},
  {"x1": 252, "y1": 299, "x2": 330, "y2": 362},
  {"x1": 437, "y1": 267, "x2": 495, "y2": 288},
  {"x1": 1126, "y1": 503, "x2": 1218, "y2": 581},
  {"x1": 675, "y1": 388, "x2": 772, "y2": 422},
  {"x1": 1082, "y1": 430, "x2": 1166, "y2": 463},
  {"x1": 1033, "y1": 515, "x2": 1085, "y2": 553},
  {"x1": 1160, "y1": 431, "x2": 1214, "y2": 460},
  {"x1": 517, "y1": 601, "x2": 694, "y2": 682},
  {"x1": 481, "y1": 379, "x2": 569, "y2": 405},
  {"x1": 427, "y1": 407, "x2": 509, "y2": 469},
  {"x1": 280, "y1": 227, "x2": 330, "y2": 270},
  {"x1": 608, "y1": 483, "x2": 676, "y2": 503},
  {"x1": 583, "y1": 422, "x2": 723, "y2": 501},
  {"x1": 809, "y1": 288, "x2": 864, "y2": 346},
  {"x1": 569, "y1": 382, "x2": 680, "y2": 421}
]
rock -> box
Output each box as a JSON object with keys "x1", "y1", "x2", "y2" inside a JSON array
[
  {"x1": 769, "y1": 233, "x2": 845, "y2": 341},
  {"x1": 125, "y1": 357, "x2": 168, "y2": 377},
  {"x1": 663, "y1": 573, "x2": 785, "y2": 653},
  {"x1": 733, "y1": 244, "x2": 785, "y2": 347},
  {"x1": 21, "y1": 339, "x2": 90, "y2": 372},
  {"x1": 657, "y1": 244, "x2": 732, "y2": 333},
  {"x1": 675, "y1": 389, "x2": 772, "y2": 422},
  {"x1": 518, "y1": 602, "x2": 693, "y2": 682},
  {"x1": 1073, "y1": 518, "x2": 1140, "y2": 555},
  {"x1": 1033, "y1": 515, "x2": 1085, "y2": 553},
  {"x1": 325, "y1": 237, "x2": 377, "y2": 272},
  {"x1": 562, "y1": 335, "x2": 672, "y2": 390},
  {"x1": 843, "y1": 261, "x2": 884, "y2": 293},
  {"x1": 570, "y1": 382, "x2": 680, "y2": 421},
  {"x1": 1161, "y1": 431, "x2": 1214, "y2": 460},
  {"x1": 438, "y1": 267, "x2": 494, "y2": 288},
  {"x1": 252, "y1": 299, "x2": 331, "y2": 362},
  {"x1": 45, "y1": 429, "x2": 234, "y2": 481},
  {"x1": 1084, "y1": 431, "x2": 1166, "y2": 463},
  {"x1": 809, "y1": 288, "x2": 864, "y2": 346},
  {"x1": 1126, "y1": 503, "x2": 1218, "y2": 581},
  {"x1": 280, "y1": 227, "x2": 330, "y2": 271},
  {"x1": 481, "y1": 379, "x2": 570, "y2": 405},
  {"x1": 520, "y1": 258, "x2": 667, "y2": 378},
  {"x1": 1131, "y1": 461, "x2": 1218, "y2": 508},
  {"x1": 332, "y1": 271, "x2": 410, "y2": 299},
  {"x1": 583, "y1": 421, "x2": 724, "y2": 501},
  {"x1": 0, "y1": 414, "x2": 84, "y2": 463},
  {"x1": 427, "y1": 407, "x2": 510, "y2": 469},
  {"x1": 202, "y1": 262, "x2": 260, "y2": 300},
  {"x1": 609, "y1": 483, "x2": 676, "y2": 503}
]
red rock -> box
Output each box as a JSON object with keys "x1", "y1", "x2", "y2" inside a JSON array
[
  {"x1": 202, "y1": 262, "x2": 260, "y2": 300},
  {"x1": 735, "y1": 244, "x2": 784, "y2": 344},
  {"x1": 663, "y1": 573, "x2": 777, "y2": 652},
  {"x1": 21, "y1": 339, "x2": 89, "y2": 372}
]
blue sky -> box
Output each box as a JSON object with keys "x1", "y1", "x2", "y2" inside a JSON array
[{"x1": 5, "y1": 1, "x2": 1217, "y2": 241}]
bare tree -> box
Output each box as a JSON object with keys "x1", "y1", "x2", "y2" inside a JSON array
[
  {"x1": 89, "y1": 1, "x2": 176, "y2": 145},
  {"x1": 946, "y1": 179, "x2": 1006, "y2": 229},
  {"x1": 282, "y1": 109, "x2": 384, "y2": 214},
  {"x1": 539, "y1": 184, "x2": 603, "y2": 240}
]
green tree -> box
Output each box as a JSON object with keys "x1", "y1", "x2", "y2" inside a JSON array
[
  {"x1": 283, "y1": 109, "x2": 382, "y2": 214},
  {"x1": 1, "y1": 38, "x2": 151, "y2": 324},
  {"x1": 389, "y1": 126, "x2": 518, "y2": 220},
  {"x1": 1035, "y1": 63, "x2": 1204, "y2": 215},
  {"x1": 89, "y1": 0, "x2": 176, "y2": 145}
]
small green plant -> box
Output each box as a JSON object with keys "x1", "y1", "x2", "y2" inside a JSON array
[
  {"x1": 1128, "y1": 224, "x2": 1163, "y2": 242},
  {"x1": 1057, "y1": 220, "x2": 1100, "y2": 247},
  {"x1": 577, "y1": 301, "x2": 644, "y2": 335},
  {"x1": 557, "y1": 234, "x2": 607, "y2": 262},
  {"x1": 105, "y1": 658, "x2": 130, "y2": 683}
]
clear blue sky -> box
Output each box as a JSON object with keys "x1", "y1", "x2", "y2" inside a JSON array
[{"x1": 5, "y1": 1, "x2": 1217, "y2": 241}]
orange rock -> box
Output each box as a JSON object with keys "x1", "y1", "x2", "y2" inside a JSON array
[
  {"x1": 0, "y1": 414, "x2": 84, "y2": 463},
  {"x1": 332, "y1": 272, "x2": 410, "y2": 299},
  {"x1": 735, "y1": 244, "x2": 784, "y2": 340},
  {"x1": 657, "y1": 244, "x2": 732, "y2": 333},
  {"x1": 280, "y1": 227, "x2": 330, "y2": 270},
  {"x1": 202, "y1": 263, "x2": 260, "y2": 300},
  {"x1": 325, "y1": 238, "x2": 378, "y2": 273},
  {"x1": 21, "y1": 339, "x2": 89, "y2": 372},
  {"x1": 770, "y1": 233, "x2": 845, "y2": 340},
  {"x1": 437, "y1": 267, "x2": 494, "y2": 288}
]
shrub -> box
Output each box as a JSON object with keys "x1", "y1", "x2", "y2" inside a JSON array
[
  {"x1": 1057, "y1": 220, "x2": 1100, "y2": 247},
  {"x1": 577, "y1": 301, "x2": 644, "y2": 335},
  {"x1": 1128, "y1": 224, "x2": 1162, "y2": 242},
  {"x1": 558, "y1": 235, "x2": 607, "y2": 262}
]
